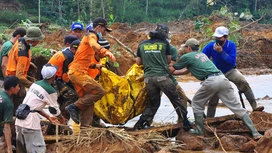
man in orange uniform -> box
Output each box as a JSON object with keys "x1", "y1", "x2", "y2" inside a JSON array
[
  {"x1": 6, "y1": 27, "x2": 45, "y2": 111},
  {"x1": 48, "y1": 37, "x2": 80, "y2": 119},
  {"x1": 48, "y1": 35, "x2": 79, "y2": 82},
  {"x1": 66, "y1": 18, "x2": 116, "y2": 127},
  {"x1": 86, "y1": 23, "x2": 110, "y2": 80}
]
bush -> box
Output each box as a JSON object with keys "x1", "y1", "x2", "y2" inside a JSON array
[{"x1": 31, "y1": 45, "x2": 52, "y2": 60}]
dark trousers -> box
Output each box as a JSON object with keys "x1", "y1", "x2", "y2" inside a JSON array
[{"x1": 139, "y1": 76, "x2": 188, "y2": 124}]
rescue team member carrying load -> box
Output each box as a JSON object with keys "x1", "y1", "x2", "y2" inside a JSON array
[
  {"x1": 134, "y1": 24, "x2": 191, "y2": 131},
  {"x1": 65, "y1": 17, "x2": 116, "y2": 127}
]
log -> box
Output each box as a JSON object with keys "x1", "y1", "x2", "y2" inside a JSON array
[{"x1": 106, "y1": 34, "x2": 136, "y2": 57}]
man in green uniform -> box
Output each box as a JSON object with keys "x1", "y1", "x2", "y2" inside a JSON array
[
  {"x1": 0, "y1": 76, "x2": 20, "y2": 153},
  {"x1": 169, "y1": 44, "x2": 191, "y2": 109},
  {"x1": 169, "y1": 38, "x2": 262, "y2": 140},
  {"x1": 134, "y1": 24, "x2": 191, "y2": 130}
]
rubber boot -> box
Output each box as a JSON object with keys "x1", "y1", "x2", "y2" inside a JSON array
[
  {"x1": 244, "y1": 88, "x2": 257, "y2": 109},
  {"x1": 206, "y1": 96, "x2": 219, "y2": 118},
  {"x1": 133, "y1": 117, "x2": 146, "y2": 130},
  {"x1": 189, "y1": 113, "x2": 204, "y2": 136},
  {"x1": 92, "y1": 114, "x2": 106, "y2": 128},
  {"x1": 65, "y1": 103, "x2": 80, "y2": 124},
  {"x1": 241, "y1": 113, "x2": 262, "y2": 140},
  {"x1": 207, "y1": 105, "x2": 217, "y2": 118},
  {"x1": 183, "y1": 117, "x2": 193, "y2": 131}
]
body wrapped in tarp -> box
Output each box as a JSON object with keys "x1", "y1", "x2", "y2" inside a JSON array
[{"x1": 94, "y1": 64, "x2": 147, "y2": 124}]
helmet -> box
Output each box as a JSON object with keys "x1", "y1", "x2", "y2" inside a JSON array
[{"x1": 24, "y1": 27, "x2": 45, "y2": 41}]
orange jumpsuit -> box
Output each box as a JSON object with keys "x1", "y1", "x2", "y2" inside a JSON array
[
  {"x1": 87, "y1": 55, "x2": 100, "y2": 80},
  {"x1": 48, "y1": 48, "x2": 73, "y2": 82},
  {"x1": 6, "y1": 38, "x2": 32, "y2": 88},
  {"x1": 68, "y1": 32, "x2": 111, "y2": 127},
  {"x1": 6, "y1": 38, "x2": 32, "y2": 111},
  {"x1": 68, "y1": 32, "x2": 110, "y2": 110}
]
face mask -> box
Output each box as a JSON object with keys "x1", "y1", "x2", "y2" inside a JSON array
[
  {"x1": 215, "y1": 39, "x2": 224, "y2": 46},
  {"x1": 97, "y1": 32, "x2": 102, "y2": 39},
  {"x1": 29, "y1": 43, "x2": 33, "y2": 47}
]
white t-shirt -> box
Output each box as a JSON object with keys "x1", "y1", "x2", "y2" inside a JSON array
[{"x1": 15, "y1": 80, "x2": 60, "y2": 130}]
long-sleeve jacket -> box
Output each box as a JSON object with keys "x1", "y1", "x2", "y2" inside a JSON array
[{"x1": 202, "y1": 39, "x2": 236, "y2": 74}]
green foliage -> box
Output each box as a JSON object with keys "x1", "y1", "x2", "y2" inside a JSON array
[
  {"x1": 108, "y1": 14, "x2": 116, "y2": 26},
  {"x1": 0, "y1": 26, "x2": 10, "y2": 42},
  {"x1": 2, "y1": 0, "x2": 272, "y2": 27},
  {"x1": 31, "y1": 45, "x2": 52, "y2": 59},
  {"x1": 194, "y1": 16, "x2": 212, "y2": 35},
  {"x1": 194, "y1": 6, "x2": 243, "y2": 49}
]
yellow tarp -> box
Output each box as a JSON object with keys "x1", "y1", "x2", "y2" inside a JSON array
[{"x1": 94, "y1": 63, "x2": 147, "y2": 125}]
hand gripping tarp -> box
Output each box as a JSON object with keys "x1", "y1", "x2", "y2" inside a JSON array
[{"x1": 94, "y1": 64, "x2": 148, "y2": 125}]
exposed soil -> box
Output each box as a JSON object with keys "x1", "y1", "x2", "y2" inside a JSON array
[{"x1": 26, "y1": 17, "x2": 272, "y2": 79}]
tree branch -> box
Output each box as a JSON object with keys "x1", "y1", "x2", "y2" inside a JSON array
[{"x1": 106, "y1": 34, "x2": 136, "y2": 57}]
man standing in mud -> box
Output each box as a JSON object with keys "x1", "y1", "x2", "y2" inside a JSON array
[
  {"x1": 169, "y1": 38, "x2": 262, "y2": 139},
  {"x1": 134, "y1": 24, "x2": 191, "y2": 130},
  {"x1": 202, "y1": 26, "x2": 264, "y2": 118},
  {"x1": 6, "y1": 27, "x2": 45, "y2": 112},
  {"x1": 65, "y1": 17, "x2": 116, "y2": 127}
]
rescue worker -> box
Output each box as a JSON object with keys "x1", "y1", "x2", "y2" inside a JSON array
[
  {"x1": 169, "y1": 43, "x2": 192, "y2": 110},
  {"x1": 48, "y1": 38, "x2": 80, "y2": 119},
  {"x1": 134, "y1": 24, "x2": 191, "y2": 131},
  {"x1": 15, "y1": 64, "x2": 65, "y2": 153},
  {"x1": 65, "y1": 17, "x2": 116, "y2": 127},
  {"x1": 0, "y1": 76, "x2": 20, "y2": 153},
  {"x1": 6, "y1": 27, "x2": 45, "y2": 112}
]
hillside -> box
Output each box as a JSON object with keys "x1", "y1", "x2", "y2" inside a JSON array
[{"x1": 32, "y1": 18, "x2": 272, "y2": 77}]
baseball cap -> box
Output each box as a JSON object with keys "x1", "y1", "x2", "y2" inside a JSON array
[
  {"x1": 212, "y1": 26, "x2": 229, "y2": 38},
  {"x1": 179, "y1": 44, "x2": 186, "y2": 50},
  {"x1": 93, "y1": 17, "x2": 112, "y2": 32},
  {"x1": 185, "y1": 38, "x2": 199, "y2": 47},
  {"x1": 86, "y1": 23, "x2": 93, "y2": 31},
  {"x1": 71, "y1": 22, "x2": 84, "y2": 31},
  {"x1": 64, "y1": 35, "x2": 78, "y2": 45},
  {"x1": 70, "y1": 40, "x2": 80, "y2": 49},
  {"x1": 41, "y1": 64, "x2": 58, "y2": 79},
  {"x1": 24, "y1": 27, "x2": 45, "y2": 41}
]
